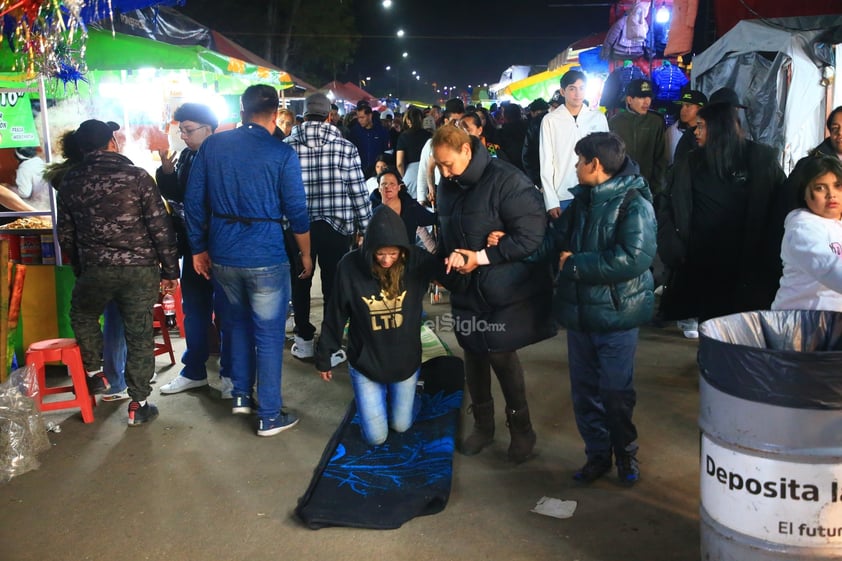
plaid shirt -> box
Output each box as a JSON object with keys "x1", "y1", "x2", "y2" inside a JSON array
[{"x1": 284, "y1": 121, "x2": 371, "y2": 235}]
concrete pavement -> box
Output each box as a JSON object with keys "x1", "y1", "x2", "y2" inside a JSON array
[{"x1": 1, "y1": 296, "x2": 702, "y2": 561}]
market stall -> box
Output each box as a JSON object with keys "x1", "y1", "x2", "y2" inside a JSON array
[{"x1": 0, "y1": 18, "x2": 297, "y2": 371}]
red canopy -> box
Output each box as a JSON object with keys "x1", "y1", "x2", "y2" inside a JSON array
[{"x1": 321, "y1": 81, "x2": 384, "y2": 110}]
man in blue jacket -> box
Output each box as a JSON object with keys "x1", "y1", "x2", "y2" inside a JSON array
[
  {"x1": 551, "y1": 132, "x2": 656, "y2": 485},
  {"x1": 185, "y1": 85, "x2": 312, "y2": 437}
]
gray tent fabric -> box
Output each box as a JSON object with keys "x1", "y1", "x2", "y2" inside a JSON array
[{"x1": 691, "y1": 15, "x2": 842, "y2": 173}]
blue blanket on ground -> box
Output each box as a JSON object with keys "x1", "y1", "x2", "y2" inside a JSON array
[{"x1": 296, "y1": 355, "x2": 464, "y2": 530}]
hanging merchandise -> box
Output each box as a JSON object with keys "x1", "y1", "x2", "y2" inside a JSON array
[
  {"x1": 647, "y1": 2, "x2": 671, "y2": 58},
  {"x1": 600, "y1": 61, "x2": 647, "y2": 110},
  {"x1": 578, "y1": 47, "x2": 610, "y2": 75},
  {"x1": 652, "y1": 60, "x2": 688, "y2": 102},
  {"x1": 601, "y1": 1, "x2": 651, "y2": 61},
  {"x1": 664, "y1": 0, "x2": 698, "y2": 57}
]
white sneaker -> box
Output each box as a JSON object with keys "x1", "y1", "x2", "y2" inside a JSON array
[
  {"x1": 291, "y1": 336, "x2": 314, "y2": 359},
  {"x1": 330, "y1": 349, "x2": 347, "y2": 368},
  {"x1": 102, "y1": 388, "x2": 130, "y2": 402},
  {"x1": 219, "y1": 376, "x2": 233, "y2": 399},
  {"x1": 160, "y1": 375, "x2": 208, "y2": 395},
  {"x1": 683, "y1": 330, "x2": 699, "y2": 339}
]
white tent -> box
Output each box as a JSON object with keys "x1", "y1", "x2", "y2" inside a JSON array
[{"x1": 691, "y1": 15, "x2": 842, "y2": 173}]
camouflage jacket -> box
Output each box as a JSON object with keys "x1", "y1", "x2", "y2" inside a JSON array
[{"x1": 57, "y1": 151, "x2": 179, "y2": 279}]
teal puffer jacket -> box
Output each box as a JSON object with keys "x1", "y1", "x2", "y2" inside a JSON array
[{"x1": 552, "y1": 160, "x2": 657, "y2": 332}]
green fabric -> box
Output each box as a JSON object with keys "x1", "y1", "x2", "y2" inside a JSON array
[
  {"x1": 0, "y1": 30, "x2": 294, "y2": 98},
  {"x1": 502, "y1": 65, "x2": 575, "y2": 104},
  {"x1": 420, "y1": 323, "x2": 451, "y2": 362}
]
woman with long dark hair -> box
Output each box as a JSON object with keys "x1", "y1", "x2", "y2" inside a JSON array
[{"x1": 657, "y1": 101, "x2": 786, "y2": 322}]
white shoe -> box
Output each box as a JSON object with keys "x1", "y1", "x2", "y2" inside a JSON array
[
  {"x1": 102, "y1": 388, "x2": 130, "y2": 402},
  {"x1": 330, "y1": 349, "x2": 347, "y2": 368},
  {"x1": 219, "y1": 376, "x2": 233, "y2": 399},
  {"x1": 291, "y1": 336, "x2": 314, "y2": 359},
  {"x1": 683, "y1": 330, "x2": 699, "y2": 339},
  {"x1": 160, "y1": 375, "x2": 208, "y2": 395},
  {"x1": 150, "y1": 372, "x2": 158, "y2": 384}
]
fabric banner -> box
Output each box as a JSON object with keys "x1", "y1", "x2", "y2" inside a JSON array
[
  {"x1": 0, "y1": 94, "x2": 39, "y2": 149},
  {"x1": 296, "y1": 355, "x2": 465, "y2": 530}
]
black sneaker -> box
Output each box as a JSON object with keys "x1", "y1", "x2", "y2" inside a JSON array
[
  {"x1": 616, "y1": 453, "x2": 640, "y2": 485},
  {"x1": 127, "y1": 401, "x2": 159, "y2": 426},
  {"x1": 572, "y1": 456, "x2": 612, "y2": 483},
  {"x1": 86, "y1": 372, "x2": 111, "y2": 395}
]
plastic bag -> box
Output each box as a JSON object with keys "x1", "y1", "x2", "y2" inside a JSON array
[
  {"x1": 699, "y1": 310, "x2": 842, "y2": 410},
  {"x1": 0, "y1": 364, "x2": 50, "y2": 483}
]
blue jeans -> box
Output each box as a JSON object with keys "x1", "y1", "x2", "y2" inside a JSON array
[
  {"x1": 102, "y1": 300, "x2": 127, "y2": 392},
  {"x1": 212, "y1": 263, "x2": 289, "y2": 419},
  {"x1": 181, "y1": 256, "x2": 230, "y2": 380},
  {"x1": 567, "y1": 328, "x2": 639, "y2": 461},
  {"x1": 349, "y1": 364, "x2": 419, "y2": 446}
]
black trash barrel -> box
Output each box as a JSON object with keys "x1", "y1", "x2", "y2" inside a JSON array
[{"x1": 698, "y1": 310, "x2": 842, "y2": 560}]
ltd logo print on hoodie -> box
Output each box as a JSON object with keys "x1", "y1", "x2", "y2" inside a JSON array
[{"x1": 362, "y1": 290, "x2": 406, "y2": 330}]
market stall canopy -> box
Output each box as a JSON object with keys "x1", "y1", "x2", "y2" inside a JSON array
[
  {"x1": 91, "y1": 6, "x2": 317, "y2": 95},
  {"x1": 0, "y1": 29, "x2": 294, "y2": 97},
  {"x1": 499, "y1": 64, "x2": 578, "y2": 104},
  {"x1": 692, "y1": 15, "x2": 842, "y2": 172},
  {"x1": 321, "y1": 81, "x2": 383, "y2": 109}
]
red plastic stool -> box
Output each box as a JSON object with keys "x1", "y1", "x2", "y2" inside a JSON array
[
  {"x1": 153, "y1": 303, "x2": 176, "y2": 365},
  {"x1": 25, "y1": 338, "x2": 96, "y2": 424}
]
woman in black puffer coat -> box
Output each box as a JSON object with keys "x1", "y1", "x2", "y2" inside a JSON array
[{"x1": 433, "y1": 125, "x2": 555, "y2": 463}]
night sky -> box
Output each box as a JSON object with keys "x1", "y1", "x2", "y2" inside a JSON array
[{"x1": 347, "y1": 0, "x2": 608, "y2": 101}]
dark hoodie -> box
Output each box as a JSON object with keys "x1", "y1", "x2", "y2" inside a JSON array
[{"x1": 314, "y1": 206, "x2": 442, "y2": 382}]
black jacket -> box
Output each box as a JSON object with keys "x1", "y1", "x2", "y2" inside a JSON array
[
  {"x1": 522, "y1": 112, "x2": 546, "y2": 188},
  {"x1": 657, "y1": 141, "x2": 786, "y2": 320},
  {"x1": 498, "y1": 120, "x2": 528, "y2": 172},
  {"x1": 314, "y1": 206, "x2": 442, "y2": 382},
  {"x1": 370, "y1": 189, "x2": 437, "y2": 245},
  {"x1": 155, "y1": 147, "x2": 195, "y2": 257},
  {"x1": 437, "y1": 137, "x2": 555, "y2": 353}
]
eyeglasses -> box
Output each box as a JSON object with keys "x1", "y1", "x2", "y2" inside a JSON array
[{"x1": 179, "y1": 125, "x2": 208, "y2": 136}]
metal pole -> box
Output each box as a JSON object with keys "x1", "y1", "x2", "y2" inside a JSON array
[{"x1": 38, "y1": 75, "x2": 62, "y2": 266}]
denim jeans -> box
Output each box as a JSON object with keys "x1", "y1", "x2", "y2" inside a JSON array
[
  {"x1": 181, "y1": 256, "x2": 230, "y2": 380},
  {"x1": 567, "y1": 328, "x2": 639, "y2": 461},
  {"x1": 349, "y1": 364, "x2": 419, "y2": 446},
  {"x1": 102, "y1": 300, "x2": 127, "y2": 393},
  {"x1": 212, "y1": 263, "x2": 289, "y2": 420}
]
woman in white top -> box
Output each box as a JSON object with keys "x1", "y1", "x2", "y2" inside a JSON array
[{"x1": 772, "y1": 156, "x2": 842, "y2": 311}]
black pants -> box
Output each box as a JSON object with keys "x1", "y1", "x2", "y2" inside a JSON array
[
  {"x1": 291, "y1": 220, "x2": 353, "y2": 341},
  {"x1": 463, "y1": 349, "x2": 528, "y2": 412}
]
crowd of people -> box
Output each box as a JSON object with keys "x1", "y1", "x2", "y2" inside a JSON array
[{"x1": 40, "y1": 72, "x2": 842, "y2": 484}]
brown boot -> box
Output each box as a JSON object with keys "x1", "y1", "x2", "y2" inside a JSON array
[
  {"x1": 460, "y1": 400, "x2": 494, "y2": 455},
  {"x1": 506, "y1": 406, "x2": 536, "y2": 463}
]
